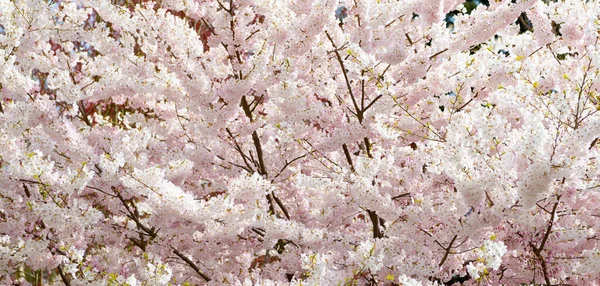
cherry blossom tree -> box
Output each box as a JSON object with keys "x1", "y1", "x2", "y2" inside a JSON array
[{"x1": 1, "y1": 0, "x2": 600, "y2": 285}]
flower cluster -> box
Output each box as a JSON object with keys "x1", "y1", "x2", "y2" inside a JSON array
[
  {"x1": 1, "y1": 0, "x2": 600, "y2": 285},
  {"x1": 466, "y1": 239, "x2": 507, "y2": 281}
]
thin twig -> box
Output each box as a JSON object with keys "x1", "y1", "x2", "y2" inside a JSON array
[
  {"x1": 172, "y1": 248, "x2": 211, "y2": 282},
  {"x1": 226, "y1": 128, "x2": 255, "y2": 172},
  {"x1": 325, "y1": 30, "x2": 361, "y2": 121},
  {"x1": 530, "y1": 196, "x2": 561, "y2": 286},
  {"x1": 84, "y1": 185, "x2": 117, "y2": 198},
  {"x1": 391, "y1": 193, "x2": 411, "y2": 200},
  {"x1": 273, "y1": 154, "x2": 307, "y2": 179},
  {"x1": 272, "y1": 192, "x2": 290, "y2": 220},
  {"x1": 429, "y1": 48, "x2": 448, "y2": 60},
  {"x1": 437, "y1": 234, "x2": 458, "y2": 267},
  {"x1": 454, "y1": 92, "x2": 479, "y2": 113}
]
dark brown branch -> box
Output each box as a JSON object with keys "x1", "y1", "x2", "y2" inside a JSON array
[
  {"x1": 454, "y1": 96, "x2": 475, "y2": 113},
  {"x1": 536, "y1": 202, "x2": 551, "y2": 214},
  {"x1": 77, "y1": 101, "x2": 93, "y2": 127},
  {"x1": 240, "y1": 96, "x2": 254, "y2": 121},
  {"x1": 454, "y1": 236, "x2": 469, "y2": 249},
  {"x1": 380, "y1": 64, "x2": 391, "y2": 79},
  {"x1": 325, "y1": 33, "x2": 384, "y2": 124},
  {"x1": 429, "y1": 48, "x2": 448, "y2": 60},
  {"x1": 518, "y1": 13, "x2": 533, "y2": 32},
  {"x1": 226, "y1": 128, "x2": 255, "y2": 172},
  {"x1": 367, "y1": 210, "x2": 383, "y2": 238},
  {"x1": 129, "y1": 235, "x2": 148, "y2": 252},
  {"x1": 252, "y1": 227, "x2": 266, "y2": 237},
  {"x1": 19, "y1": 178, "x2": 49, "y2": 186},
  {"x1": 249, "y1": 94, "x2": 264, "y2": 114},
  {"x1": 201, "y1": 18, "x2": 217, "y2": 36},
  {"x1": 546, "y1": 44, "x2": 562, "y2": 65},
  {"x1": 237, "y1": 96, "x2": 268, "y2": 177},
  {"x1": 272, "y1": 192, "x2": 290, "y2": 220},
  {"x1": 346, "y1": 107, "x2": 358, "y2": 118},
  {"x1": 530, "y1": 196, "x2": 561, "y2": 286},
  {"x1": 248, "y1": 150, "x2": 258, "y2": 169},
  {"x1": 391, "y1": 192, "x2": 411, "y2": 200},
  {"x1": 363, "y1": 137, "x2": 373, "y2": 159},
  {"x1": 57, "y1": 265, "x2": 71, "y2": 286},
  {"x1": 235, "y1": 50, "x2": 243, "y2": 65},
  {"x1": 363, "y1": 94, "x2": 383, "y2": 112},
  {"x1": 361, "y1": 76, "x2": 365, "y2": 111},
  {"x1": 94, "y1": 163, "x2": 103, "y2": 175},
  {"x1": 273, "y1": 154, "x2": 307, "y2": 179},
  {"x1": 437, "y1": 234, "x2": 458, "y2": 267},
  {"x1": 418, "y1": 227, "x2": 433, "y2": 238},
  {"x1": 172, "y1": 248, "x2": 211, "y2": 282},
  {"x1": 484, "y1": 190, "x2": 494, "y2": 206},
  {"x1": 215, "y1": 0, "x2": 231, "y2": 14},
  {"x1": 22, "y1": 183, "x2": 31, "y2": 198},
  {"x1": 528, "y1": 46, "x2": 544, "y2": 58},
  {"x1": 230, "y1": 161, "x2": 254, "y2": 173},
  {"x1": 537, "y1": 252, "x2": 551, "y2": 286},
  {"x1": 405, "y1": 33, "x2": 413, "y2": 46},
  {"x1": 115, "y1": 190, "x2": 158, "y2": 239},
  {"x1": 252, "y1": 131, "x2": 268, "y2": 176},
  {"x1": 266, "y1": 193, "x2": 276, "y2": 215},
  {"x1": 342, "y1": 143, "x2": 355, "y2": 172},
  {"x1": 534, "y1": 197, "x2": 560, "y2": 256},
  {"x1": 84, "y1": 185, "x2": 117, "y2": 198},
  {"x1": 590, "y1": 137, "x2": 599, "y2": 150},
  {"x1": 245, "y1": 29, "x2": 260, "y2": 41},
  {"x1": 325, "y1": 30, "x2": 361, "y2": 120}
]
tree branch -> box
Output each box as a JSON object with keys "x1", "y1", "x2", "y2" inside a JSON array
[
  {"x1": 240, "y1": 95, "x2": 254, "y2": 121},
  {"x1": 437, "y1": 234, "x2": 458, "y2": 267},
  {"x1": 454, "y1": 91, "x2": 479, "y2": 113},
  {"x1": 172, "y1": 248, "x2": 211, "y2": 282},
  {"x1": 325, "y1": 30, "x2": 361, "y2": 121},
  {"x1": 530, "y1": 196, "x2": 561, "y2": 286},
  {"x1": 273, "y1": 154, "x2": 307, "y2": 179},
  {"x1": 252, "y1": 131, "x2": 268, "y2": 176},
  {"x1": 590, "y1": 137, "x2": 599, "y2": 150},
  {"x1": 391, "y1": 192, "x2": 411, "y2": 200},
  {"x1": 342, "y1": 143, "x2": 355, "y2": 172},
  {"x1": 429, "y1": 48, "x2": 448, "y2": 60},
  {"x1": 363, "y1": 94, "x2": 383, "y2": 113},
  {"x1": 226, "y1": 128, "x2": 255, "y2": 172},
  {"x1": 363, "y1": 137, "x2": 373, "y2": 159},
  {"x1": 367, "y1": 210, "x2": 383, "y2": 238},
  {"x1": 266, "y1": 193, "x2": 276, "y2": 215},
  {"x1": 56, "y1": 265, "x2": 71, "y2": 286},
  {"x1": 272, "y1": 191, "x2": 290, "y2": 220},
  {"x1": 115, "y1": 190, "x2": 158, "y2": 241}
]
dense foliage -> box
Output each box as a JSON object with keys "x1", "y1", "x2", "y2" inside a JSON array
[{"x1": 1, "y1": 0, "x2": 600, "y2": 285}]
